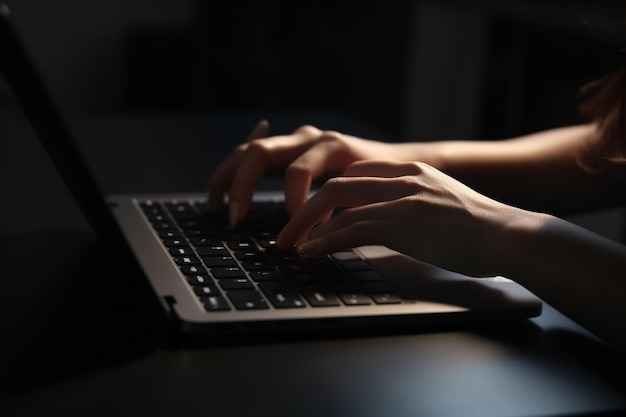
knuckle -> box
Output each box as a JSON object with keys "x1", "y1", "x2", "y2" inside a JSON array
[
  {"x1": 397, "y1": 175, "x2": 422, "y2": 190},
  {"x1": 234, "y1": 143, "x2": 249, "y2": 154},
  {"x1": 245, "y1": 139, "x2": 271, "y2": 156},
  {"x1": 319, "y1": 130, "x2": 343, "y2": 143},
  {"x1": 324, "y1": 176, "x2": 346, "y2": 189},
  {"x1": 294, "y1": 124, "x2": 320, "y2": 136},
  {"x1": 285, "y1": 162, "x2": 312, "y2": 178},
  {"x1": 403, "y1": 161, "x2": 426, "y2": 175},
  {"x1": 393, "y1": 177, "x2": 426, "y2": 201}
]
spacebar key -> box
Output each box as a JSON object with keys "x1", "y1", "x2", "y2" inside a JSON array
[{"x1": 258, "y1": 283, "x2": 306, "y2": 308}]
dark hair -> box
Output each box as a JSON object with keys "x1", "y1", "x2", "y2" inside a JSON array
[
  {"x1": 578, "y1": 0, "x2": 626, "y2": 174},
  {"x1": 579, "y1": 66, "x2": 626, "y2": 172}
]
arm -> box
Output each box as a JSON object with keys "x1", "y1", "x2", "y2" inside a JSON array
[
  {"x1": 210, "y1": 122, "x2": 624, "y2": 224},
  {"x1": 497, "y1": 210, "x2": 626, "y2": 351},
  {"x1": 392, "y1": 124, "x2": 626, "y2": 213}
]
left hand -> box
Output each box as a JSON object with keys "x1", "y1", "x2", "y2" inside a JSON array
[{"x1": 277, "y1": 160, "x2": 529, "y2": 277}]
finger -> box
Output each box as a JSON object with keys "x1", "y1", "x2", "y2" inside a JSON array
[
  {"x1": 306, "y1": 200, "x2": 391, "y2": 241},
  {"x1": 227, "y1": 132, "x2": 322, "y2": 225},
  {"x1": 208, "y1": 143, "x2": 248, "y2": 212},
  {"x1": 344, "y1": 160, "x2": 423, "y2": 178},
  {"x1": 283, "y1": 138, "x2": 344, "y2": 216},
  {"x1": 246, "y1": 119, "x2": 270, "y2": 142},
  {"x1": 277, "y1": 176, "x2": 415, "y2": 248},
  {"x1": 207, "y1": 120, "x2": 270, "y2": 211},
  {"x1": 227, "y1": 144, "x2": 269, "y2": 225},
  {"x1": 296, "y1": 218, "x2": 394, "y2": 258}
]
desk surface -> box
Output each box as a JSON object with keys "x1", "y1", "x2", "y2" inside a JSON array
[{"x1": 1, "y1": 113, "x2": 625, "y2": 417}]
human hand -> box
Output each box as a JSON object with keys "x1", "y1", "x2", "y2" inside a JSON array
[
  {"x1": 208, "y1": 120, "x2": 405, "y2": 225},
  {"x1": 277, "y1": 160, "x2": 527, "y2": 277}
]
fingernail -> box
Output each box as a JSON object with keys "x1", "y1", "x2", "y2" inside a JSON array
[
  {"x1": 296, "y1": 238, "x2": 321, "y2": 257},
  {"x1": 247, "y1": 119, "x2": 269, "y2": 141},
  {"x1": 229, "y1": 201, "x2": 240, "y2": 226}
]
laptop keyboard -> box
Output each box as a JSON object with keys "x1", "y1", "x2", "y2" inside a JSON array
[{"x1": 139, "y1": 199, "x2": 402, "y2": 312}]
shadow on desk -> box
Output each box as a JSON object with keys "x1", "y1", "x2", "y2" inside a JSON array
[{"x1": 0, "y1": 230, "x2": 163, "y2": 394}]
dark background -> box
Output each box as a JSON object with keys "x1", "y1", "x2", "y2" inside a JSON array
[
  {"x1": 1, "y1": 0, "x2": 621, "y2": 138},
  {"x1": 0, "y1": 0, "x2": 624, "y2": 239}
]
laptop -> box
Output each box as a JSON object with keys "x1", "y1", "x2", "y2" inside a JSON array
[{"x1": 0, "y1": 4, "x2": 541, "y2": 335}]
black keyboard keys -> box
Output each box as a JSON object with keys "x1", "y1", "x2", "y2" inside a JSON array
[
  {"x1": 201, "y1": 295, "x2": 231, "y2": 312},
  {"x1": 258, "y1": 283, "x2": 306, "y2": 308},
  {"x1": 228, "y1": 290, "x2": 269, "y2": 310},
  {"x1": 142, "y1": 199, "x2": 406, "y2": 313}
]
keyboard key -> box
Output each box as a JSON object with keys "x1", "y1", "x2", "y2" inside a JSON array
[
  {"x1": 196, "y1": 245, "x2": 230, "y2": 256},
  {"x1": 152, "y1": 221, "x2": 176, "y2": 231},
  {"x1": 286, "y1": 273, "x2": 321, "y2": 285},
  {"x1": 180, "y1": 265, "x2": 207, "y2": 275},
  {"x1": 228, "y1": 290, "x2": 269, "y2": 310},
  {"x1": 193, "y1": 284, "x2": 221, "y2": 296},
  {"x1": 165, "y1": 202, "x2": 194, "y2": 213},
  {"x1": 219, "y1": 278, "x2": 255, "y2": 290},
  {"x1": 257, "y1": 238, "x2": 278, "y2": 248},
  {"x1": 234, "y1": 250, "x2": 266, "y2": 261},
  {"x1": 339, "y1": 293, "x2": 372, "y2": 306},
  {"x1": 331, "y1": 250, "x2": 361, "y2": 262},
  {"x1": 309, "y1": 257, "x2": 342, "y2": 274},
  {"x1": 250, "y1": 270, "x2": 285, "y2": 282},
  {"x1": 211, "y1": 267, "x2": 246, "y2": 279},
  {"x1": 277, "y1": 264, "x2": 312, "y2": 274},
  {"x1": 173, "y1": 256, "x2": 201, "y2": 266},
  {"x1": 186, "y1": 230, "x2": 217, "y2": 239},
  {"x1": 185, "y1": 274, "x2": 212, "y2": 285},
  {"x1": 266, "y1": 249, "x2": 299, "y2": 264},
  {"x1": 170, "y1": 211, "x2": 203, "y2": 221},
  {"x1": 162, "y1": 238, "x2": 188, "y2": 248},
  {"x1": 178, "y1": 220, "x2": 209, "y2": 230},
  {"x1": 241, "y1": 260, "x2": 275, "y2": 270},
  {"x1": 351, "y1": 270, "x2": 383, "y2": 282},
  {"x1": 201, "y1": 295, "x2": 231, "y2": 311},
  {"x1": 302, "y1": 290, "x2": 341, "y2": 307},
  {"x1": 140, "y1": 201, "x2": 165, "y2": 216},
  {"x1": 258, "y1": 283, "x2": 306, "y2": 308},
  {"x1": 226, "y1": 240, "x2": 255, "y2": 250},
  {"x1": 220, "y1": 230, "x2": 250, "y2": 241},
  {"x1": 371, "y1": 293, "x2": 402, "y2": 304},
  {"x1": 158, "y1": 230, "x2": 183, "y2": 239},
  {"x1": 202, "y1": 256, "x2": 238, "y2": 267},
  {"x1": 168, "y1": 247, "x2": 194, "y2": 256},
  {"x1": 147, "y1": 214, "x2": 169, "y2": 223}
]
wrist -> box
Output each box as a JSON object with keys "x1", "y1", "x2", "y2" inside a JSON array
[
  {"x1": 492, "y1": 208, "x2": 553, "y2": 280},
  {"x1": 391, "y1": 142, "x2": 447, "y2": 169}
]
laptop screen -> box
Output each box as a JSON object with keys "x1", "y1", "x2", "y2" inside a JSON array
[{"x1": 0, "y1": 4, "x2": 122, "y2": 242}]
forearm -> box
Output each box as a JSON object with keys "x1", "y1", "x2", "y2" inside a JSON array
[
  {"x1": 391, "y1": 125, "x2": 625, "y2": 212},
  {"x1": 497, "y1": 210, "x2": 626, "y2": 351}
]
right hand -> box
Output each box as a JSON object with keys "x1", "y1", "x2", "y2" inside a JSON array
[
  {"x1": 208, "y1": 120, "x2": 405, "y2": 225},
  {"x1": 276, "y1": 160, "x2": 531, "y2": 278}
]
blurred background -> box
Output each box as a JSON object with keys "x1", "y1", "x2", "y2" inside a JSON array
[
  {"x1": 0, "y1": 0, "x2": 624, "y2": 238},
  {"x1": 2, "y1": 0, "x2": 622, "y2": 138}
]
